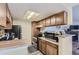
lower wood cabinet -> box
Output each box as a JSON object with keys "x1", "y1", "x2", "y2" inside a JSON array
[
  {"x1": 39, "y1": 39, "x2": 42, "y2": 51},
  {"x1": 46, "y1": 41, "x2": 58, "y2": 55},
  {"x1": 38, "y1": 39, "x2": 46, "y2": 54},
  {"x1": 38, "y1": 39, "x2": 58, "y2": 55},
  {"x1": 41, "y1": 40, "x2": 46, "y2": 54}
]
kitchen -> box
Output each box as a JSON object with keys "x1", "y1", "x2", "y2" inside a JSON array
[
  {"x1": 0, "y1": 3, "x2": 79, "y2": 55},
  {"x1": 31, "y1": 4, "x2": 79, "y2": 55},
  {"x1": 31, "y1": 11, "x2": 73, "y2": 55}
]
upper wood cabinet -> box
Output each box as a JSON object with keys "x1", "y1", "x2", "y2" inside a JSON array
[
  {"x1": 36, "y1": 20, "x2": 46, "y2": 27},
  {"x1": 36, "y1": 21, "x2": 43, "y2": 27},
  {"x1": 32, "y1": 22, "x2": 38, "y2": 37},
  {"x1": 50, "y1": 16, "x2": 56, "y2": 26},
  {"x1": 33, "y1": 11, "x2": 67, "y2": 28},
  {"x1": 5, "y1": 4, "x2": 12, "y2": 29},
  {"x1": 37, "y1": 21, "x2": 41, "y2": 26},
  {"x1": 0, "y1": 3, "x2": 6, "y2": 27},
  {"x1": 32, "y1": 21, "x2": 41, "y2": 37},
  {"x1": 55, "y1": 11, "x2": 67, "y2": 25},
  {"x1": 45, "y1": 18, "x2": 51, "y2": 26},
  {"x1": 41, "y1": 20, "x2": 46, "y2": 27},
  {"x1": 0, "y1": 3, "x2": 12, "y2": 29}
]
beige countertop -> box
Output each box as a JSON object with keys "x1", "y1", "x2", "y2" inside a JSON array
[
  {"x1": 38, "y1": 37, "x2": 59, "y2": 45},
  {"x1": 55, "y1": 34, "x2": 75, "y2": 38},
  {"x1": 0, "y1": 39, "x2": 31, "y2": 48},
  {"x1": 38, "y1": 34, "x2": 74, "y2": 45}
]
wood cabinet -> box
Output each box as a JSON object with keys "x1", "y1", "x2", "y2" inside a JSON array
[
  {"x1": 32, "y1": 21, "x2": 41, "y2": 37},
  {"x1": 0, "y1": 3, "x2": 12, "y2": 29},
  {"x1": 38, "y1": 39, "x2": 46, "y2": 54},
  {"x1": 45, "y1": 18, "x2": 51, "y2": 26},
  {"x1": 41, "y1": 20, "x2": 46, "y2": 27},
  {"x1": 50, "y1": 16, "x2": 56, "y2": 26},
  {"x1": 46, "y1": 41, "x2": 58, "y2": 55},
  {"x1": 55, "y1": 12, "x2": 64, "y2": 25},
  {"x1": 55, "y1": 11, "x2": 67, "y2": 25},
  {"x1": 38, "y1": 38, "x2": 58, "y2": 55},
  {"x1": 38, "y1": 39, "x2": 42, "y2": 51},
  {"x1": 37, "y1": 21, "x2": 42, "y2": 26},
  {"x1": 41, "y1": 40, "x2": 46, "y2": 54},
  {"x1": 36, "y1": 19, "x2": 46, "y2": 28},
  {"x1": 0, "y1": 3, "x2": 6, "y2": 27},
  {"x1": 0, "y1": 17, "x2": 6, "y2": 27},
  {"x1": 36, "y1": 21, "x2": 43, "y2": 28},
  {"x1": 35, "y1": 11, "x2": 67, "y2": 28},
  {"x1": 5, "y1": 4, "x2": 12, "y2": 29}
]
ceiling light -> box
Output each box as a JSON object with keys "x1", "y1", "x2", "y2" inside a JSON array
[
  {"x1": 24, "y1": 10, "x2": 40, "y2": 20},
  {"x1": 27, "y1": 12, "x2": 35, "y2": 19}
]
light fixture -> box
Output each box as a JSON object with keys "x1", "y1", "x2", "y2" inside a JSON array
[{"x1": 24, "y1": 10, "x2": 40, "y2": 20}]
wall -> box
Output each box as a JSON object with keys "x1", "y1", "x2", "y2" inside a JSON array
[
  {"x1": 13, "y1": 19, "x2": 32, "y2": 44},
  {"x1": 72, "y1": 4, "x2": 79, "y2": 25},
  {"x1": 67, "y1": 9, "x2": 73, "y2": 25}
]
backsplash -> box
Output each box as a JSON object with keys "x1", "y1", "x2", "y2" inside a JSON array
[{"x1": 40, "y1": 25, "x2": 69, "y2": 33}]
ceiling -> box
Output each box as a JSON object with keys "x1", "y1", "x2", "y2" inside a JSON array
[{"x1": 8, "y1": 3, "x2": 78, "y2": 21}]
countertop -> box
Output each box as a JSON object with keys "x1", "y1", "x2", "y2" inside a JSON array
[
  {"x1": 37, "y1": 34, "x2": 74, "y2": 45},
  {"x1": 0, "y1": 39, "x2": 31, "y2": 48},
  {"x1": 38, "y1": 37, "x2": 59, "y2": 45},
  {"x1": 55, "y1": 34, "x2": 75, "y2": 38}
]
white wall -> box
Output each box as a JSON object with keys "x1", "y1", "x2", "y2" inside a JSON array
[
  {"x1": 67, "y1": 9, "x2": 73, "y2": 25},
  {"x1": 72, "y1": 4, "x2": 79, "y2": 25},
  {"x1": 13, "y1": 19, "x2": 32, "y2": 44}
]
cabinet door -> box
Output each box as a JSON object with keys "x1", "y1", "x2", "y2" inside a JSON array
[
  {"x1": 55, "y1": 12, "x2": 64, "y2": 25},
  {"x1": 5, "y1": 4, "x2": 12, "y2": 29},
  {"x1": 46, "y1": 44, "x2": 58, "y2": 55},
  {"x1": 0, "y1": 3, "x2": 6, "y2": 27},
  {"x1": 32, "y1": 22, "x2": 38, "y2": 36},
  {"x1": 45, "y1": 18, "x2": 51, "y2": 26},
  {"x1": 38, "y1": 21, "x2": 42, "y2": 26},
  {"x1": 42, "y1": 20, "x2": 46, "y2": 27},
  {"x1": 0, "y1": 17, "x2": 6, "y2": 27},
  {"x1": 46, "y1": 42, "x2": 58, "y2": 55},
  {"x1": 50, "y1": 16, "x2": 56, "y2": 25},
  {"x1": 41, "y1": 40, "x2": 46, "y2": 54},
  {"x1": 46, "y1": 44, "x2": 54, "y2": 55},
  {"x1": 38, "y1": 39, "x2": 42, "y2": 51}
]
